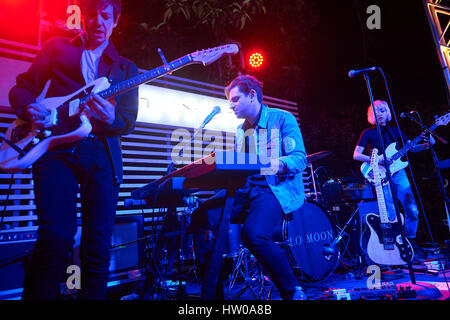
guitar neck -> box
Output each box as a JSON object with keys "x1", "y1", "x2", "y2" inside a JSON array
[
  {"x1": 97, "y1": 54, "x2": 194, "y2": 100},
  {"x1": 391, "y1": 122, "x2": 439, "y2": 160},
  {"x1": 374, "y1": 180, "x2": 390, "y2": 223}
]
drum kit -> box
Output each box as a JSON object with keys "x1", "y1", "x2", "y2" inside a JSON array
[
  {"x1": 151, "y1": 150, "x2": 367, "y2": 299},
  {"x1": 222, "y1": 150, "x2": 357, "y2": 295}
]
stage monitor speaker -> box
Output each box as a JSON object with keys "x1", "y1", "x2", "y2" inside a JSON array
[
  {"x1": 73, "y1": 214, "x2": 145, "y2": 275},
  {"x1": 0, "y1": 231, "x2": 37, "y2": 296},
  {"x1": 0, "y1": 215, "x2": 145, "y2": 299}
]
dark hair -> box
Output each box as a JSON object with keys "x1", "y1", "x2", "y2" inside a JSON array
[
  {"x1": 78, "y1": 0, "x2": 122, "y2": 21},
  {"x1": 225, "y1": 75, "x2": 263, "y2": 103}
]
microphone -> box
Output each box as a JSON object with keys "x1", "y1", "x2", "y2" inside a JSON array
[
  {"x1": 200, "y1": 106, "x2": 221, "y2": 128},
  {"x1": 400, "y1": 110, "x2": 416, "y2": 119},
  {"x1": 348, "y1": 67, "x2": 378, "y2": 78}
]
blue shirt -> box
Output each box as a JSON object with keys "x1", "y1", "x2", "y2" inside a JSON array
[{"x1": 235, "y1": 104, "x2": 307, "y2": 213}]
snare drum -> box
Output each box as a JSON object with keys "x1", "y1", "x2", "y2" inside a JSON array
[{"x1": 282, "y1": 201, "x2": 339, "y2": 281}]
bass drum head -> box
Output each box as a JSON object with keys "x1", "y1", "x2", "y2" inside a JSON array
[{"x1": 283, "y1": 201, "x2": 339, "y2": 282}]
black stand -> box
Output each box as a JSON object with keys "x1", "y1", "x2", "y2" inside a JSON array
[
  {"x1": 0, "y1": 133, "x2": 25, "y2": 157},
  {"x1": 166, "y1": 126, "x2": 203, "y2": 175},
  {"x1": 403, "y1": 113, "x2": 450, "y2": 236},
  {"x1": 362, "y1": 72, "x2": 416, "y2": 284},
  {"x1": 323, "y1": 205, "x2": 360, "y2": 261}
]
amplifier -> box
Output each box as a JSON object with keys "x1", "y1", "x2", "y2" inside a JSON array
[
  {"x1": 0, "y1": 230, "x2": 38, "y2": 244},
  {"x1": 322, "y1": 180, "x2": 375, "y2": 207},
  {"x1": 0, "y1": 215, "x2": 144, "y2": 299},
  {"x1": 0, "y1": 230, "x2": 38, "y2": 297}
]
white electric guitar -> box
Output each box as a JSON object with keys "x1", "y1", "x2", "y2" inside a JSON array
[
  {"x1": 0, "y1": 44, "x2": 239, "y2": 173},
  {"x1": 361, "y1": 112, "x2": 450, "y2": 184},
  {"x1": 365, "y1": 148, "x2": 414, "y2": 265}
]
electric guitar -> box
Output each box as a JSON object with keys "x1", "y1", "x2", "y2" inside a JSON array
[
  {"x1": 365, "y1": 148, "x2": 414, "y2": 265},
  {"x1": 361, "y1": 112, "x2": 450, "y2": 184},
  {"x1": 0, "y1": 44, "x2": 239, "y2": 173}
]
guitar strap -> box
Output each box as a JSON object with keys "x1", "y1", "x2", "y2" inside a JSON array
[{"x1": 386, "y1": 126, "x2": 404, "y2": 149}]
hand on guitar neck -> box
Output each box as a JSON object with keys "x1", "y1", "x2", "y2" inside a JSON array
[{"x1": 83, "y1": 92, "x2": 116, "y2": 126}]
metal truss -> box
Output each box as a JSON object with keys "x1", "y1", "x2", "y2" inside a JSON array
[{"x1": 424, "y1": 0, "x2": 450, "y2": 102}]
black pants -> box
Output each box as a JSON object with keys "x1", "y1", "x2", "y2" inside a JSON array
[
  {"x1": 22, "y1": 135, "x2": 119, "y2": 300},
  {"x1": 192, "y1": 185, "x2": 299, "y2": 300}
]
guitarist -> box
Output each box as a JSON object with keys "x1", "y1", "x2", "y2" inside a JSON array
[
  {"x1": 353, "y1": 100, "x2": 434, "y2": 260},
  {"x1": 8, "y1": 0, "x2": 139, "y2": 299}
]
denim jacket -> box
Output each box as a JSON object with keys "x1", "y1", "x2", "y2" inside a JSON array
[{"x1": 235, "y1": 104, "x2": 307, "y2": 213}]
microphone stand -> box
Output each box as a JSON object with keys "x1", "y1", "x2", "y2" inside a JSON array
[
  {"x1": 162, "y1": 114, "x2": 212, "y2": 299},
  {"x1": 362, "y1": 72, "x2": 416, "y2": 284},
  {"x1": 165, "y1": 125, "x2": 203, "y2": 175},
  {"x1": 403, "y1": 113, "x2": 450, "y2": 236}
]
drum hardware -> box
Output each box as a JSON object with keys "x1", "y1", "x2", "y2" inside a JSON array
[
  {"x1": 322, "y1": 205, "x2": 361, "y2": 261},
  {"x1": 307, "y1": 163, "x2": 320, "y2": 203},
  {"x1": 226, "y1": 246, "x2": 273, "y2": 300},
  {"x1": 305, "y1": 151, "x2": 332, "y2": 206},
  {"x1": 306, "y1": 150, "x2": 332, "y2": 164},
  {"x1": 140, "y1": 196, "x2": 200, "y2": 300}
]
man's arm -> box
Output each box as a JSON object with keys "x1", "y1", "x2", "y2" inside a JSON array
[
  {"x1": 97, "y1": 61, "x2": 139, "y2": 137},
  {"x1": 9, "y1": 39, "x2": 54, "y2": 121},
  {"x1": 276, "y1": 112, "x2": 307, "y2": 174}
]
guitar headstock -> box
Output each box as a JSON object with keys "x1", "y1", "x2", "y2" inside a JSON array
[
  {"x1": 434, "y1": 111, "x2": 450, "y2": 127},
  {"x1": 190, "y1": 44, "x2": 239, "y2": 66}
]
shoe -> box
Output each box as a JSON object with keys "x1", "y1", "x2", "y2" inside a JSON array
[{"x1": 292, "y1": 286, "x2": 307, "y2": 300}]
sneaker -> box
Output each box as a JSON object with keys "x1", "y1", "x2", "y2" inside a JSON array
[{"x1": 292, "y1": 286, "x2": 307, "y2": 300}]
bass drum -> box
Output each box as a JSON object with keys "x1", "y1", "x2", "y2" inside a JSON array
[{"x1": 282, "y1": 201, "x2": 339, "y2": 282}]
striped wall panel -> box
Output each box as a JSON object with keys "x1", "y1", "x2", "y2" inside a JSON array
[{"x1": 0, "y1": 112, "x2": 313, "y2": 236}]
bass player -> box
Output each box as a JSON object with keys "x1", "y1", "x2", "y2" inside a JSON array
[{"x1": 353, "y1": 100, "x2": 434, "y2": 260}]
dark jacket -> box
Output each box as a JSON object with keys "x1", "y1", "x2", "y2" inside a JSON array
[{"x1": 8, "y1": 34, "x2": 139, "y2": 184}]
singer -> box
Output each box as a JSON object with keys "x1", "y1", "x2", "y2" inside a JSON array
[
  {"x1": 353, "y1": 100, "x2": 434, "y2": 260},
  {"x1": 190, "y1": 74, "x2": 308, "y2": 300}
]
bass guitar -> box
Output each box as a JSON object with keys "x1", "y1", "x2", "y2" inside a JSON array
[
  {"x1": 0, "y1": 44, "x2": 239, "y2": 173},
  {"x1": 365, "y1": 148, "x2": 414, "y2": 265},
  {"x1": 361, "y1": 112, "x2": 450, "y2": 184}
]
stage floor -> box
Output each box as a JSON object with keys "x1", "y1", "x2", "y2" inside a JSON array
[{"x1": 110, "y1": 244, "x2": 450, "y2": 301}]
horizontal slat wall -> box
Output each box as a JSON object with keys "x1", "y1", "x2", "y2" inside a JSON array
[
  {"x1": 0, "y1": 113, "x2": 311, "y2": 237},
  {"x1": 0, "y1": 41, "x2": 301, "y2": 240},
  {"x1": 0, "y1": 115, "x2": 234, "y2": 235}
]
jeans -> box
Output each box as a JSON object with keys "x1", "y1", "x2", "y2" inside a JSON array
[
  {"x1": 22, "y1": 135, "x2": 119, "y2": 300},
  {"x1": 195, "y1": 184, "x2": 299, "y2": 300},
  {"x1": 382, "y1": 169, "x2": 420, "y2": 238}
]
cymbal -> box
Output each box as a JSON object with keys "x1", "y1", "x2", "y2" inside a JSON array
[{"x1": 306, "y1": 150, "x2": 332, "y2": 163}]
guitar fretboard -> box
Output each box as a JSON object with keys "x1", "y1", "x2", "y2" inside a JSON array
[
  {"x1": 98, "y1": 55, "x2": 193, "y2": 100},
  {"x1": 391, "y1": 122, "x2": 440, "y2": 161}
]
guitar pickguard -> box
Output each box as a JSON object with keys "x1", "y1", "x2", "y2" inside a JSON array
[{"x1": 366, "y1": 213, "x2": 414, "y2": 264}]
